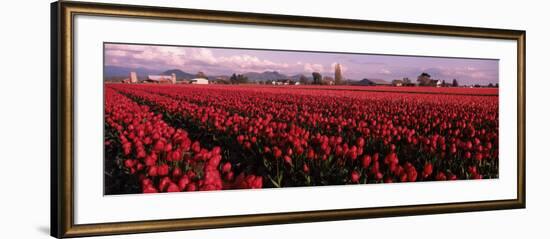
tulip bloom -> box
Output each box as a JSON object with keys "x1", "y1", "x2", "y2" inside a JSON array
[{"x1": 351, "y1": 171, "x2": 360, "y2": 183}]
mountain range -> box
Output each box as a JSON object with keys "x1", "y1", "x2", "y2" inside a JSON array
[
  {"x1": 104, "y1": 66, "x2": 160, "y2": 81},
  {"x1": 161, "y1": 69, "x2": 196, "y2": 79},
  {"x1": 242, "y1": 71, "x2": 288, "y2": 81},
  {"x1": 104, "y1": 67, "x2": 352, "y2": 82}
]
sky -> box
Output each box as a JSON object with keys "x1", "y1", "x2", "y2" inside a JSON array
[{"x1": 105, "y1": 43, "x2": 499, "y2": 84}]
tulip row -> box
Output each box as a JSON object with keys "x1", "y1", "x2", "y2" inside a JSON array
[
  {"x1": 104, "y1": 87, "x2": 262, "y2": 194},
  {"x1": 271, "y1": 85, "x2": 499, "y2": 96}
]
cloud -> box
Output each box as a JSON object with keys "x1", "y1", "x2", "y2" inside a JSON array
[
  {"x1": 105, "y1": 44, "x2": 293, "y2": 74},
  {"x1": 106, "y1": 49, "x2": 129, "y2": 57},
  {"x1": 378, "y1": 68, "x2": 392, "y2": 75},
  {"x1": 218, "y1": 54, "x2": 289, "y2": 72},
  {"x1": 188, "y1": 48, "x2": 217, "y2": 65},
  {"x1": 105, "y1": 44, "x2": 188, "y2": 69},
  {"x1": 418, "y1": 66, "x2": 497, "y2": 84},
  {"x1": 303, "y1": 63, "x2": 325, "y2": 73}
]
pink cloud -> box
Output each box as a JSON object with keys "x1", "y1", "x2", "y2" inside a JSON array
[
  {"x1": 105, "y1": 43, "x2": 294, "y2": 74},
  {"x1": 303, "y1": 63, "x2": 325, "y2": 73}
]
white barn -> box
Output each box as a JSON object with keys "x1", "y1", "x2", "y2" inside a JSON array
[{"x1": 190, "y1": 78, "x2": 209, "y2": 84}]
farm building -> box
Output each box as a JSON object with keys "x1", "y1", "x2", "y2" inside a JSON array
[
  {"x1": 392, "y1": 79, "x2": 404, "y2": 86},
  {"x1": 426, "y1": 79, "x2": 443, "y2": 87},
  {"x1": 322, "y1": 76, "x2": 335, "y2": 85},
  {"x1": 354, "y1": 78, "x2": 391, "y2": 86},
  {"x1": 176, "y1": 80, "x2": 191, "y2": 84},
  {"x1": 391, "y1": 78, "x2": 415, "y2": 86},
  {"x1": 417, "y1": 72, "x2": 442, "y2": 87},
  {"x1": 145, "y1": 73, "x2": 176, "y2": 84},
  {"x1": 190, "y1": 78, "x2": 209, "y2": 84},
  {"x1": 272, "y1": 79, "x2": 295, "y2": 85},
  {"x1": 121, "y1": 71, "x2": 139, "y2": 84},
  {"x1": 130, "y1": 72, "x2": 138, "y2": 83}
]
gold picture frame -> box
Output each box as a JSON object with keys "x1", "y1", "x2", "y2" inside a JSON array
[{"x1": 51, "y1": 1, "x2": 526, "y2": 237}]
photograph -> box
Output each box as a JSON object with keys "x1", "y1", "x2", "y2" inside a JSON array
[
  {"x1": 103, "y1": 43, "x2": 500, "y2": 195},
  {"x1": 47, "y1": 1, "x2": 527, "y2": 237}
]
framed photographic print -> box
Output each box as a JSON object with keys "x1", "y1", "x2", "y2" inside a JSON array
[{"x1": 51, "y1": 1, "x2": 526, "y2": 238}]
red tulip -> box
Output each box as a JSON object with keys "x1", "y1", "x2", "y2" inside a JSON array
[
  {"x1": 166, "y1": 183, "x2": 180, "y2": 192},
  {"x1": 448, "y1": 173, "x2": 457, "y2": 180},
  {"x1": 124, "y1": 159, "x2": 136, "y2": 168},
  {"x1": 153, "y1": 140, "x2": 165, "y2": 152},
  {"x1": 303, "y1": 164, "x2": 310, "y2": 173},
  {"x1": 273, "y1": 147, "x2": 282, "y2": 159},
  {"x1": 475, "y1": 153, "x2": 483, "y2": 162},
  {"x1": 144, "y1": 156, "x2": 156, "y2": 166},
  {"x1": 222, "y1": 162, "x2": 232, "y2": 173},
  {"x1": 148, "y1": 166, "x2": 158, "y2": 177},
  {"x1": 284, "y1": 155, "x2": 292, "y2": 165},
  {"x1": 172, "y1": 167, "x2": 182, "y2": 178},
  {"x1": 361, "y1": 155, "x2": 372, "y2": 169},
  {"x1": 435, "y1": 172, "x2": 447, "y2": 180},
  {"x1": 356, "y1": 137, "x2": 365, "y2": 147},
  {"x1": 158, "y1": 164, "x2": 169, "y2": 176},
  {"x1": 423, "y1": 163, "x2": 433, "y2": 178},
  {"x1": 159, "y1": 176, "x2": 172, "y2": 192},
  {"x1": 186, "y1": 183, "x2": 197, "y2": 191},
  {"x1": 252, "y1": 176, "x2": 263, "y2": 188},
  {"x1": 143, "y1": 185, "x2": 158, "y2": 193},
  {"x1": 191, "y1": 141, "x2": 201, "y2": 153},
  {"x1": 178, "y1": 176, "x2": 190, "y2": 189},
  {"x1": 351, "y1": 171, "x2": 360, "y2": 183}
]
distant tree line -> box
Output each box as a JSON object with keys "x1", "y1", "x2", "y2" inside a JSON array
[
  {"x1": 452, "y1": 79, "x2": 459, "y2": 87},
  {"x1": 312, "y1": 72, "x2": 322, "y2": 85},
  {"x1": 229, "y1": 73, "x2": 249, "y2": 84}
]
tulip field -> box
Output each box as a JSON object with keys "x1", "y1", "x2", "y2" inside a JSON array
[{"x1": 104, "y1": 84, "x2": 499, "y2": 194}]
